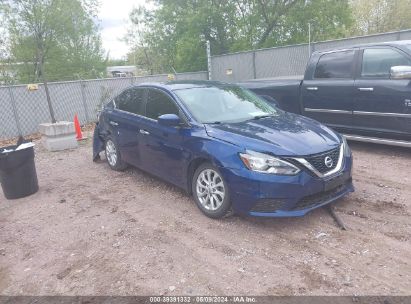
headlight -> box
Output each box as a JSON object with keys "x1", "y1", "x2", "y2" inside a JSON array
[
  {"x1": 239, "y1": 150, "x2": 300, "y2": 175},
  {"x1": 342, "y1": 136, "x2": 351, "y2": 156}
]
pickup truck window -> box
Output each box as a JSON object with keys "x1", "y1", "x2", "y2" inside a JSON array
[
  {"x1": 314, "y1": 50, "x2": 354, "y2": 79},
  {"x1": 361, "y1": 48, "x2": 411, "y2": 78}
]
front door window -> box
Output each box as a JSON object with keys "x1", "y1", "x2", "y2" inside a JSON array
[
  {"x1": 145, "y1": 89, "x2": 179, "y2": 120},
  {"x1": 361, "y1": 48, "x2": 411, "y2": 79}
]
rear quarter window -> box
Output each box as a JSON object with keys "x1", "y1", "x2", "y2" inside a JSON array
[{"x1": 105, "y1": 100, "x2": 114, "y2": 109}]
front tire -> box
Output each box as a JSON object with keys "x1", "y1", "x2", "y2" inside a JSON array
[
  {"x1": 192, "y1": 163, "x2": 231, "y2": 219},
  {"x1": 105, "y1": 137, "x2": 127, "y2": 171}
]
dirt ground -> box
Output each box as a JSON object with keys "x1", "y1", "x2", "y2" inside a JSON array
[{"x1": 0, "y1": 133, "x2": 410, "y2": 296}]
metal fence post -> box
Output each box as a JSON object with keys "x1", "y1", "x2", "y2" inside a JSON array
[
  {"x1": 80, "y1": 80, "x2": 90, "y2": 123},
  {"x1": 8, "y1": 86, "x2": 23, "y2": 136},
  {"x1": 252, "y1": 51, "x2": 257, "y2": 79},
  {"x1": 206, "y1": 40, "x2": 212, "y2": 80}
]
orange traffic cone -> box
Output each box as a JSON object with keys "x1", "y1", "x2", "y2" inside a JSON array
[{"x1": 74, "y1": 114, "x2": 84, "y2": 141}]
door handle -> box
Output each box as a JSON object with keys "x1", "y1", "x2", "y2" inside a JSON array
[
  {"x1": 109, "y1": 121, "x2": 119, "y2": 126},
  {"x1": 139, "y1": 129, "x2": 150, "y2": 135},
  {"x1": 358, "y1": 87, "x2": 374, "y2": 92},
  {"x1": 306, "y1": 87, "x2": 318, "y2": 91}
]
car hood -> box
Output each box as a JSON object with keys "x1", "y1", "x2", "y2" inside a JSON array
[{"x1": 205, "y1": 112, "x2": 341, "y2": 156}]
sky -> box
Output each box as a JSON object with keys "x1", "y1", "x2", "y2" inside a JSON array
[{"x1": 99, "y1": 0, "x2": 147, "y2": 60}]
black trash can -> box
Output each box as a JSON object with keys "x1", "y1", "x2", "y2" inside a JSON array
[{"x1": 0, "y1": 144, "x2": 39, "y2": 200}]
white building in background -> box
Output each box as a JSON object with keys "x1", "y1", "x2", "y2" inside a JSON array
[{"x1": 106, "y1": 65, "x2": 138, "y2": 77}]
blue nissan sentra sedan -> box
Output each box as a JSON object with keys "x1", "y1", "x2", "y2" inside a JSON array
[{"x1": 93, "y1": 81, "x2": 354, "y2": 219}]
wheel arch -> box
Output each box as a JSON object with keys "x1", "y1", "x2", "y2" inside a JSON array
[{"x1": 186, "y1": 157, "x2": 212, "y2": 195}]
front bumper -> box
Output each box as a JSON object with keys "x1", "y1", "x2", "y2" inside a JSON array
[{"x1": 220, "y1": 155, "x2": 353, "y2": 217}]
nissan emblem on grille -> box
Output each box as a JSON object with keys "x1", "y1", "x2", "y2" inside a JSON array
[
  {"x1": 296, "y1": 146, "x2": 340, "y2": 175},
  {"x1": 324, "y1": 156, "x2": 333, "y2": 168}
]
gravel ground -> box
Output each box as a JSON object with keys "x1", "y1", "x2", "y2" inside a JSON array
[{"x1": 0, "y1": 134, "x2": 410, "y2": 296}]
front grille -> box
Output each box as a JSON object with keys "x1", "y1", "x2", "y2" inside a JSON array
[
  {"x1": 305, "y1": 147, "x2": 340, "y2": 174},
  {"x1": 293, "y1": 179, "x2": 351, "y2": 211},
  {"x1": 250, "y1": 199, "x2": 284, "y2": 213}
]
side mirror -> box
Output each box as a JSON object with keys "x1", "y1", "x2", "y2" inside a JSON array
[
  {"x1": 158, "y1": 114, "x2": 181, "y2": 127},
  {"x1": 390, "y1": 66, "x2": 411, "y2": 79}
]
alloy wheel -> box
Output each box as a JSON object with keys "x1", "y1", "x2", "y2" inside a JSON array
[
  {"x1": 106, "y1": 140, "x2": 117, "y2": 167},
  {"x1": 196, "y1": 169, "x2": 225, "y2": 211}
]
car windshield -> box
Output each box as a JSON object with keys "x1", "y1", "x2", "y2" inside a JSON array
[
  {"x1": 174, "y1": 86, "x2": 278, "y2": 123},
  {"x1": 406, "y1": 45, "x2": 411, "y2": 54}
]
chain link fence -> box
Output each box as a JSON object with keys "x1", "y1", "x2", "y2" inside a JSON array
[
  {"x1": 211, "y1": 29, "x2": 411, "y2": 82},
  {"x1": 0, "y1": 71, "x2": 208, "y2": 139},
  {"x1": 2, "y1": 29, "x2": 411, "y2": 140}
]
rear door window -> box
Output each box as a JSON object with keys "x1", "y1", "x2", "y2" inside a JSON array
[
  {"x1": 116, "y1": 88, "x2": 145, "y2": 116},
  {"x1": 314, "y1": 50, "x2": 355, "y2": 79},
  {"x1": 145, "y1": 89, "x2": 179, "y2": 120},
  {"x1": 361, "y1": 48, "x2": 411, "y2": 78}
]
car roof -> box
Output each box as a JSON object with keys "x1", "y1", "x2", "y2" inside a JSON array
[
  {"x1": 314, "y1": 39, "x2": 411, "y2": 54},
  {"x1": 132, "y1": 80, "x2": 233, "y2": 91}
]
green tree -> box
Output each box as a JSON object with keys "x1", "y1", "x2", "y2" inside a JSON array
[
  {"x1": 126, "y1": 0, "x2": 353, "y2": 73},
  {"x1": 0, "y1": 2, "x2": 12, "y2": 84},
  {"x1": 127, "y1": 1, "x2": 240, "y2": 73},
  {"x1": 350, "y1": 0, "x2": 411, "y2": 35},
  {"x1": 125, "y1": 6, "x2": 161, "y2": 74},
  {"x1": 2, "y1": 0, "x2": 106, "y2": 122},
  {"x1": 277, "y1": 0, "x2": 353, "y2": 46},
  {"x1": 5, "y1": 0, "x2": 106, "y2": 83}
]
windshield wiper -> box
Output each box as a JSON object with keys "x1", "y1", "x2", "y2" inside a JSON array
[{"x1": 251, "y1": 114, "x2": 273, "y2": 120}]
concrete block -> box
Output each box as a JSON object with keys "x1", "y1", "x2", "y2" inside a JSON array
[
  {"x1": 39, "y1": 121, "x2": 78, "y2": 151},
  {"x1": 38, "y1": 121, "x2": 75, "y2": 136}
]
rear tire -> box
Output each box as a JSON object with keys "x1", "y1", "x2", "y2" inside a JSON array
[
  {"x1": 105, "y1": 137, "x2": 128, "y2": 171},
  {"x1": 192, "y1": 163, "x2": 231, "y2": 219}
]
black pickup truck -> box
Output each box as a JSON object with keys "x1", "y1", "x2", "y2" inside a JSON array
[{"x1": 241, "y1": 40, "x2": 411, "y2": 147}]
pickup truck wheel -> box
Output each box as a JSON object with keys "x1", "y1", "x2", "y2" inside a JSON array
[
  {"x1": 192, "y1": 163, "x2": 231, "y2": 219},
  {"x1": 105, "y1": 137, "x2": 128, "y2": 171}
]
